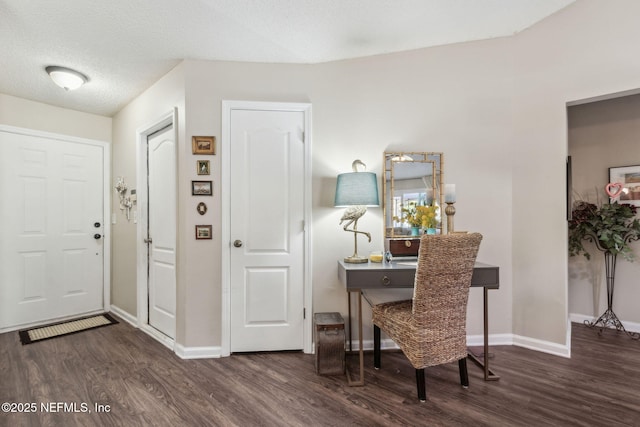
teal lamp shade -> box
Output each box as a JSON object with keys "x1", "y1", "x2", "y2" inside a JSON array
[{"x1": 334, "y1": 172, "x2": 379, "y2": 207}]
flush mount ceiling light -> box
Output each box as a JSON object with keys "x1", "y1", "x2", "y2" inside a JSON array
[{"x1": 45, "y1": 66, "x2": 88, "y2": 91}]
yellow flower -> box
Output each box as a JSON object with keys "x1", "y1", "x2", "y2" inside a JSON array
[{"x1": 400, "y1": 204, "x2": 439, "y2": 228}]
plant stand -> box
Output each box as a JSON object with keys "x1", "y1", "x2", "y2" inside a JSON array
[{"x1": 583, "y1": 234, "x2": 640, "y2": 340}]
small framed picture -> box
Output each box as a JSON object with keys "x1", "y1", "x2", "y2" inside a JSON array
[
  {"x1": 192, "y1": 136, "x2": 215, "y2": 155},
  {"x1": 609, "y1": 165, "x2": 640, "y2": 207},
  {"x1": 192, "y1": 180, "x2": 212, "y2": 196},
  {"x1": 197, "y1": 160, "x2": 210, "y2": 175},
  {"x1": 195, "y1": 225, "x2": 212, "y2": 240},
  {"x1": 196, "y1": 202, "x2": 207, "y2": 215}
]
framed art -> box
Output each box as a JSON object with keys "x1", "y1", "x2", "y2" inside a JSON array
[
  {"x1": 195, "y1": 225, "x2": 212, "y2": 240},
  {"x1": 192, "y1": 136, "x2": 215, "y2": 155},
  {"x1": 609, "y1": 165, "x2": 640, "y2": 207},
  {"x1": 192, "y1": 180, "x2": 212, "y2": 196},
  {"x1": 197, "y1": 160, "x2": 210, "y2": 175},
  {"x1": 196, "y1": 202, "x2": 207, "y2": 215}
]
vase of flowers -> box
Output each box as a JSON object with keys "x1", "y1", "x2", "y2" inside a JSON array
[{"x1": 396, "y1": 203, "x2": 439, "y2": 235}]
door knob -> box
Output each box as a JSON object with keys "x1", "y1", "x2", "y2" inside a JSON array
[
  {"x1": 94, "y1": 234, "x2": 102, "y2": 240},
  {"x1": 233, "y1": 240, "x2": 243, "y2": 248}
]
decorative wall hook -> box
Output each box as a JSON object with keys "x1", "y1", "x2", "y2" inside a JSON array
[{"x1": 115, "y1": 176, "x2": 133, "y2": 220}]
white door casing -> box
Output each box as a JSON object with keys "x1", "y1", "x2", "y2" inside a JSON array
[
  {"x1": 136, "y1": 110, "x2": 177, "y2": 348},
  {"x1": 223, "y1": 101, "x2": 312, "y2": 354},
  {"x1": 0, "y1": 126, "x2": 110, "y2": 332}
]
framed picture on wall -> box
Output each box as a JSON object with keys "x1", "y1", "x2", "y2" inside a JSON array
[
  {"x1": 197, "y1": 160, "x2": 210, "y2": 175},
  {"x1": 609, "y1": 165, "x2": 640, "y2": 207},
  {"x1": 192, "y1": 180, "x2": 212, "y2": 196},
  {"x1": 195, "y1": 225, "x2": 212, "y2": 240},
  {"x1": 192, "y1": 136, "x2": 215, "y2": 155}
]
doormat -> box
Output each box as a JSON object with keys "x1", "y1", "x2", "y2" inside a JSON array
[{"x1": 19, "y1": 313, "x2": 118, "y2": 345}]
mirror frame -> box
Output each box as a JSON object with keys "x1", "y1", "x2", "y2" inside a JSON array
[{"x1": 382, "y1": 152, "x2": 444, "y2": 239}]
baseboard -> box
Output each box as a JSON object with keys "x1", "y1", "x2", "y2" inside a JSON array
[
  {"x1": 109, "y1": 305, "x2": 221, "y2": 359},
  {"x1": 109, "y1": 305, "x2": 177, "y2": 354},
  {"x1": 174, "y1": 343, "x2": 222, "y2": 359},
  {"x1": 138, "y1": 324, "x2": 175, "y2": 351},
  {"x1": 570, "y1": 312, "x2": 640, "y2": 333},
  {"x1": 353, "y1": 332, "x2": 570, "y2": 360},
  {"x1": 512, "y1": 333, "x2": 570, "y2": 358},
  {"x1": 109, "y1": 305, "x2": 138, "y2": 327},
  {"x1": 347, "y1": 334, "x2": 512, "y2": 352},
  {"x1": 467, "y1": 333, "x2": 513, "y2": 347}
]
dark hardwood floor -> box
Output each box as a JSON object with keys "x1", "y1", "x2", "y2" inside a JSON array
[{"x1": 1, "y1": 318, "x2": 639, "y2": 426}]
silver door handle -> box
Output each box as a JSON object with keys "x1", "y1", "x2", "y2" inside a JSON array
[
  {"x1": 144, "y1": 237, "x2": 153, "y2": 244},
  {"x1": 233, "y1": 240, "x2": 243, "y2": 248}
]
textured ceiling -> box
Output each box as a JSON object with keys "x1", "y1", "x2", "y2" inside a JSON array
[{"x1": 0, "y1": 0, "x2": 575, "y2": 117}]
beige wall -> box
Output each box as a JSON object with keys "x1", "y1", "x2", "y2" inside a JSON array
[
  {"x1": 1, "y1": 0, "x2": 636, "y2": 353},
  {"x1": 181, "y1": 61, "x2": 313, "y2": 346},
  {"x1": 110, "y1": 63, "x2": 186, "y2": 325},
  {"x1": 306, "y1": 46, "x2": 515, "y2": 339},
  {"x1": 0, "y1": 93, "x2": 111, "y2": 141},
  {"x1": 106, "y1": 0, "x2": 640, "y2": 352},
  {"x1": 510, "y1": 0, "x2": 640, "y2": 344},
  {"x1": 568, "y1": 94, "x2": 640, "y2": 324},
  {"x1": 168, "y1": 40, "x2": 516, "y2": 348}
]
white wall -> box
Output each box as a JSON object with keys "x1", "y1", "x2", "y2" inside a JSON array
[
  {"x1": 0, "y1": 93, "x2": 111, "y2": 141},
  {"x1": 110, "y1": 63, "x2": 186, "y2": 330},
  {"x1": 109, "y1": 0, "x2": 640, "y2": 353},
  {"x1": 170, "y1": 38, "x2": 515, "y2": 348},
  {"x1": 568, "y1": 94, "x2": 640, "y2": 325},
  {"x1": 510, "y1": 0, "x2": 640, "y2": 345},
  {"x1": 307, "y1": 46, "x2": 514, "y2": 340},
  {"x1": 181, "y1": 61, "x2": 313, "y2": 347}
]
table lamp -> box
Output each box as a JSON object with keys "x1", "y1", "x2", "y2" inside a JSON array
[{"x1": 335, "y1": 160, "x2": 379, "y2": 263}]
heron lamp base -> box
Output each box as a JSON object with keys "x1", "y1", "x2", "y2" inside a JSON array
[{"x1": 344, "y1": 255, "x2": 368, "y2": 264}]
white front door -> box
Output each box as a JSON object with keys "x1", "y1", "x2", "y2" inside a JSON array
[
  {"x1": 147, "y1": 125, "x2": 176, "y2": 339},
  {"x1": 0, "y1": 129, "x2": 105, "y2": 331},
  {"x1": 229, "y1": 107, "x2": 307, "y2": 352}
]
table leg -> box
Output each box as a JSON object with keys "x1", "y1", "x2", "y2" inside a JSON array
[
  {"x1": 347, "y1": 292, "x2": 353, "y2": 353},
  {"x1": 467, "y1": 287, "x2": 500, "y2": 381},
  {"x1": 346, "y1": 290, "x2": 365, "y2": 386}
]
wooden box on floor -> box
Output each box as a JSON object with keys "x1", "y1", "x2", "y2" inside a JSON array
[{"x1": 314, "y1": 312, "x2": 345, "y2": 375}]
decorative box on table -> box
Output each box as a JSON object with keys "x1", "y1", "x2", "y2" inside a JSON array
[
  {"x1": 386, "y1": 238, "x2": 420, "y2": 257},
  {"x1": 314, "y1": 312, "x2": 345, "y2": 375}
]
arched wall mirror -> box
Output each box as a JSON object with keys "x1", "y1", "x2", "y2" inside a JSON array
[{"x1": 383, "y1": 152, "x2": 444, "y2": 239}]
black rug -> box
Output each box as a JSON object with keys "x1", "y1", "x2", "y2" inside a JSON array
[{"x1": 19, "y1": 313, "x2": 118, "y2": 345}]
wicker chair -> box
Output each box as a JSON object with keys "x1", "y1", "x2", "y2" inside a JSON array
[{"x1": 372, "y1": 233, "x2": 483, "y2": 401}]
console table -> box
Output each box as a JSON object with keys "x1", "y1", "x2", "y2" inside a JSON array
[{"x1": 338, "y1": 260, "x2": 500, "y2": 386}]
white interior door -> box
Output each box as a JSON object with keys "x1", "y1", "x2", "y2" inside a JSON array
[
  {"x1": 147, "y1": 125, "x2": 176, "y2": 339},
  {"x1": 230, "y1": 108, "x2": 306, "y2": 352},
  {"x1": 0, "y1": 129, "x2": 104, "y2": 330}
]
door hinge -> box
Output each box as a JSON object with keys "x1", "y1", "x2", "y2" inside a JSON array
[{"x1": 303, "y1": 308, "x2": 306, "y2": 319}]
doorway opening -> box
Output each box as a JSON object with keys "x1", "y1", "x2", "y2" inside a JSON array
[{"x1": 136, "y1": 109, "x2": 178, "y2": 349}]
